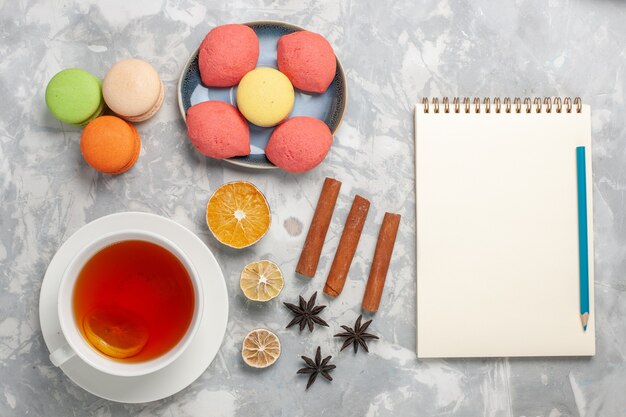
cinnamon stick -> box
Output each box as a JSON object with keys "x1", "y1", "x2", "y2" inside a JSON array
[
  {"x1": 323, "y1": 195, "x2": 370, "y2": 297},
  {"x1": 296, "y1": 178, "x2": 342, "y2": 277},
  {"x1": 362, "y1": 212, "x2": 401, "y2": 312}
]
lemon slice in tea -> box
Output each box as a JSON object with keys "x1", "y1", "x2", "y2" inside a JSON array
[
  {"x1": 240, "y1": 260, "x2": 284, "y2": 302},
  {"x1": 83, "y1": 307, "x2": 149, "y2": 359},
  {"x1": 242, "y1": 328, "x2": 281, "y2": 368},
  {"x1": 206, "y1": 181, "x2": 271, "y2": 249}
]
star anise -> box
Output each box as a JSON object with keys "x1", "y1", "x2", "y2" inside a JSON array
[
  {"x1": 334, "y1": 314, "x2": 379, "y2": 353},
  {"x1": 297, "y1": 346, "x2": 336, "y2": 389},
  {"x1": 283, "y1": 292, "x2": 329, "y2": 332}
]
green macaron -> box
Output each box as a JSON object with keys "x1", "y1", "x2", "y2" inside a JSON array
[{"x1": 45, "y1": 68, "x2": 105, "y2": 125}]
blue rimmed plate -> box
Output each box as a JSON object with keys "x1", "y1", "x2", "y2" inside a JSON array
[{"x1": 178, "y1": 21, "x2": 347, "y2": 170}]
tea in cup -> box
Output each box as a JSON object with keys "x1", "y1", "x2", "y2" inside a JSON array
[{"x1": 50, "y1": 230, "x2": 203, "y2": 377}]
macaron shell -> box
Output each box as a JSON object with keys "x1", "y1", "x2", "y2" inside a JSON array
[
  {"x1": 80, "y1": 116, "x2": 141, "y2": 174},
  {"x1": 198, "y1": 24, "x2": 259, "y2": 87},
  {"x1": 109, "y1": 123, "x2": 141, "y2": 174},
  {"x1": 236, "y1": 68, "x2": 294, "y2": 127},
  {"x1": 103, "y1": 59, "x2": 162, "y2": 118},
  {"x1": 265, "y1": 116, "x2": 333, "y2": 173},
  {"x1": 277, "y1": 31, "x2": 337, "y2": 94},
  {"x1": 45, "y1": 68, "x2": 104, "y2": 125},
  {"x1": 123, "y1": 81, "x2": 164, "y2": 123},
  {"x1": 186, "y1": 101, "x2": 250, "y2": 159}
]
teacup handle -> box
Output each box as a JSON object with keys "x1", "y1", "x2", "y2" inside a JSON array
[{"x1": 49, "y1": 344, "x2": 76, "y2": 367}]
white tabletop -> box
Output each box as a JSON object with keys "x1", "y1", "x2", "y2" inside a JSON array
[{"x1": 0, "y1": 0, "x2": 624, "y2": 416}]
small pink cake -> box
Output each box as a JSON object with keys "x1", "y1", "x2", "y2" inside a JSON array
[
  {"x1": 198, "y1": 24, "x2": 259, "y2": 87},
  {"x1": 265, "y1": 117, "x2": 333, "y2": 172},
  {"x1": 277, "y1": 31, "x2": 336, "y2": 94},
  {"x1": 186, "y1": 101, "x2": 250, "y2": 159}
]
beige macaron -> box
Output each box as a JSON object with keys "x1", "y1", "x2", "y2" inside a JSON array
[{"x1": 103, "y1": 59, "x2": 164, "y2": 122}]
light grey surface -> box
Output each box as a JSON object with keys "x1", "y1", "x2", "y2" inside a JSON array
[{"x1": 0, "y1": 0, "x2": 625, "y2": 416}]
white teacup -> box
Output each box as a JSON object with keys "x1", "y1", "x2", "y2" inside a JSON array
[{"x1": 49, "y1": 230, "x2": 203, "y2": 377}]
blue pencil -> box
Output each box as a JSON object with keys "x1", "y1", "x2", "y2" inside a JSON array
[{"x1": 576, "y1": 146, "x2": 590, "y2": 331}]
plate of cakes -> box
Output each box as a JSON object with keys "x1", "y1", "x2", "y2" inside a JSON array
[{"x1": 178, "y1": 21, "x2": 347, "y2": 171}]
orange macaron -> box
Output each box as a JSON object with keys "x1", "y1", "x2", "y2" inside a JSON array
[{"x1": 80, "y1": 116, "x2": 141, "y2": 174}]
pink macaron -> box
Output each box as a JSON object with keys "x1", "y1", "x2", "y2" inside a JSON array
[
  {"x1": 265, "y1": 116, "x2": 333, "y2": 172},
  {"x1": 198, "y1": 24, "x2": 259, "y2": 87},
  {"x1": 277, "y1": 31, "x2": 336, "y2": 94},
  {"x1": 186, "y1": 101, "x2": 250, "y2": 159}
]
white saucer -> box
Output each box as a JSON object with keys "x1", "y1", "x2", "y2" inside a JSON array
[{"x1": 39, "y1": 212, "x2": 229, "y2": 403}]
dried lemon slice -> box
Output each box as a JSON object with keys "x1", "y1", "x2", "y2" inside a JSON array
[
  {"x1": 240, "y1": 260, "x2": 284, "y2": 302},
  {"x1": 83, "y1": 307, "x2": 149, "y2": 359},
  {"x1": 206, "y1": 181, "x2": 271, "y2": 249},
  {"x1": 242, "y1": 328, "x2": 281, "y2": 368}
]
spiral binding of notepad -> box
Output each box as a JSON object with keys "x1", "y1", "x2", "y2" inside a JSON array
[{"x1": 421, "y1": 97, "x2": 582, "y2": 114}]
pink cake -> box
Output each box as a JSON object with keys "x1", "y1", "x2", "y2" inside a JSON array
[
  {"x1": 198, "y1": 24, "x2": 259, "y2": 87},
  {"x1": 186, "y1": 101, "x2": 250, "y2": 159},
  {"x1": 265, "y1": 117, "x2": 333, "y2": 172},
  {"x1": 277, "y1": 31, "x2": 336, "y2": 94}
]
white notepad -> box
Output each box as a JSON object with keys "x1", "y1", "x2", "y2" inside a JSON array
[{"x1": 415, "y1": 98, "x2": 595, "y2": 358}]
